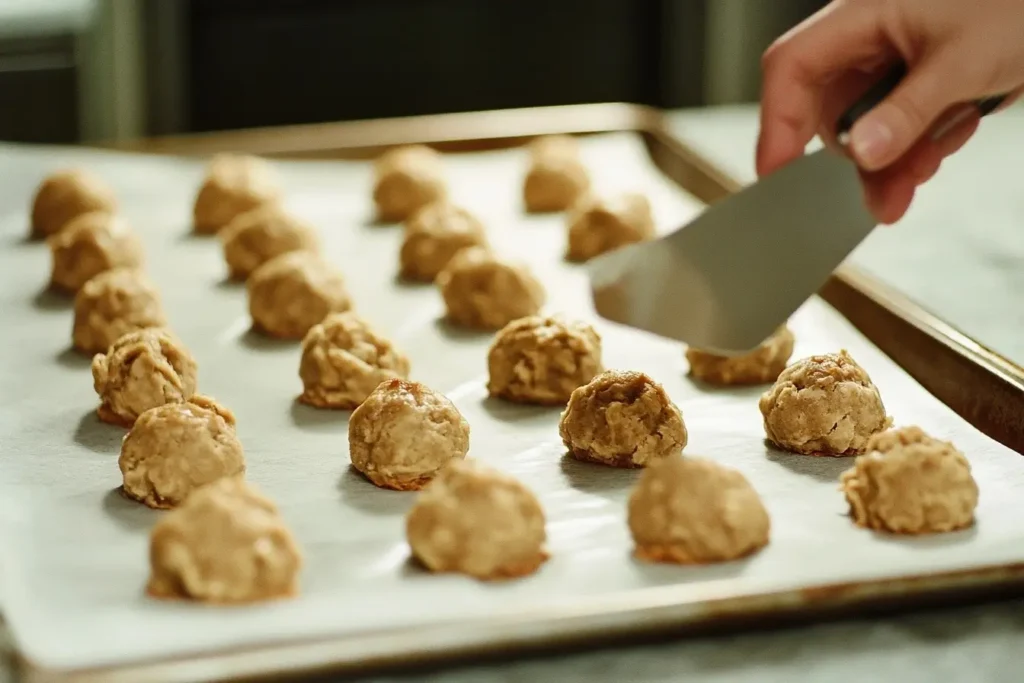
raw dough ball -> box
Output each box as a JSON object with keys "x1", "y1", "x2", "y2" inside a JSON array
[
  {"x1": 220, "y1": 205, "x2": 319, "y2": 280},
  {"x1": 48, "y1": 212, "x2": 144, "y2": 292},
  {"x1": 437, "y1": 247, "x2": 545, "y2": 330},
  {"x1": 373, "y1": 145, "x2": 446, "y2": 222},
  {"x1": 628, "y1": 455, "x2": 771, "y2": 564},
  {"x1": 565, "y1": 192, "x2": 655, "y2": 262},
  {"x1": 399, "y1": 201, "x2": 488, "y2": 282},
  {"x1": 193, "y1": 154, "x2": 281, "y2": 235},
  {"x1": 72, "y1": 268, "x2": 167, "y2": 354},
  {"x1": 406, "y1": 459, "x2": 547, "y2": 580},
  {"x1": 559, "y1": 370, "x2": 687, "y2": 468},
  {"x1": 487, "y1": 315, "x2": 602, "y2": 405},
  {"x1": 841, "y1": 426, "x2": 979, "y2": 534},
  {"x1": 247, "y1": 251, "x2": 352, "y2": 339},
  {"x1": 92, "y1": 328, "x2": 198, "y2": 427},
  {"x1": 147, "y1": 477, "x2": 302, "y2": 604},
  {"x1": 119, "y1": 396, "x2": 245, "y2": 509},
  {"x1": 523, "y1": 136, "x2": 590, "y2": 213},
  {"x1": 759, "y1": 349, "x2": 891, "y2": 456},
  {"x1": 298, "y1": 312, "x2": 410, "y2": 409},
  {"x1": 30, "y1": 169, "x2": 117, "y2": 239},
  {"x1": 687, "y1": 325, "x2": 796, "y2": 386},
  {"x1": 349, "y1": 379, "x2": 470, "y2": 490}
]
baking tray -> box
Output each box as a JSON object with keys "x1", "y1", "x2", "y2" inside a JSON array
[{"x1": 1, "y1": 103, "x2": 1022, "y2": 683}]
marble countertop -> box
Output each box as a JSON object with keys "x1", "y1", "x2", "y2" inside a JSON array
[{"x1": 3, "y1": 104, "x2": 1022, "y2": 683}]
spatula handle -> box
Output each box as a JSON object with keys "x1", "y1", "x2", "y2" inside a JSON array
[{"x1": 835, "y1": 62, "x2": 1009, "y2": 144}]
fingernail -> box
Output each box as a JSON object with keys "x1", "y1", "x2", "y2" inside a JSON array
[{"x1": 851, "y1": 119, "x2": 892, "y2": 166}]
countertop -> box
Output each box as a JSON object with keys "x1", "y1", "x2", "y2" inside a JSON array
[{"x1": 3, "y1": 104, "x2": 1022, "y2": 683}]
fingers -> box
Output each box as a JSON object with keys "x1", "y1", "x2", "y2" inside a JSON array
[
  {"x1": 756, "y1": 0, "x2": 893, "y2": 177},
  {"x1": 847, "y1": 50, "x2": 974, "y2": 171}
]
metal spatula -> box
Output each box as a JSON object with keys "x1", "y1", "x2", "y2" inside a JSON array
[{"x1": 589, "y1": 64, "x2": 1007, "y2": 355}]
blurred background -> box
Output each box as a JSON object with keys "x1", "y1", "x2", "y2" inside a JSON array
[{"x1": 0, "y1": 0, "x2": 827, "y2": 144}]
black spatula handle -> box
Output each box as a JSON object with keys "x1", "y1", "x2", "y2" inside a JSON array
[{"x1": 835, "y1": 62, "x2": 1009, "y2": 143}]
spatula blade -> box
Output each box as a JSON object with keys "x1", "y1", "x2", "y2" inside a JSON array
[{"x1": 588, "y1": 148, "x2": 876, "y2": 355}]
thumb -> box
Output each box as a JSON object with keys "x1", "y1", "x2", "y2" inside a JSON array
[{"x1": 848, "y1": 52, "x2": 967, "y2": 171}]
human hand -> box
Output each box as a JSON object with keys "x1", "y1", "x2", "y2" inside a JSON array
[{"x1": 756, "y1": 0, "x2": 1024, "y2": 224}]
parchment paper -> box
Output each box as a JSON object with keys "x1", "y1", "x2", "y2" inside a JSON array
[{"x1": 1, "y1": 134, "x2": 1023, "y2": 672}]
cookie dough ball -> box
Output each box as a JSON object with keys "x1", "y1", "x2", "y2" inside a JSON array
[
  {"x1": 72, "y1": 268, "x2": 167, "y2": 354},
  {"x1": 92, "y1": 328, "x2": 198, "y2": 427},
  {"x1": 565, "y1": 192, "x2": 655, "y2": 262},
  {"x1": 30, "y1": 169, "x2": 117, "y2": 239},
  {"x1": 247, "y1": 251, "x2": 352, "y2": 339},
  {"x1": 373, "y1": 145, "x2": 446, "y2": 222},
  {"x1": 349, "y1": 379, "x2": 470, "y2": 490},
  {"x1": 119, "y1": 396, "x2": 245, "y2": 509},
  {"x1": 298, "y1": 312, "x2": 410, "y2": 409},
  {"x1": 759, "y1": 349, "x2": 891, "y2": 456},
  {"x1": 48, "y1": 212, "x2": 144, "y2": 293},
  {"x1": 398, "y1": 201, "x2": 488, "y2": 282},
  {"x1": 437, "y1": 247, "x2": 545, "y2": 330},
  {"x1": 523, "y1": 136, "x2": 590, "y2": 213},
  {"x1": 559, "y1": 370, "x2": 687, "y2": 468},
  {"x1": 687, "y1": 325, "x2": 796, "y2": 386},
  {"x1": 841, "y1": 426, "x2": 979, "y2": 534},
  {"x1": 220, "y1": 205, "x2": 319, "y2": 280},
  {"x1": 487, "y1": 315, "x2": 602, "y2": 405},
  {"x1": 193, "y1": 154, "x2": 281, "y2": 235},
  {"x1": 406, "y1": 459, "x2": 547, "y2": 580},
  {"x1": 628, "y1": 455, "x2": 771, "y2": 564},
  {"x1": 147, "y1": 478, "x2": 302, "y2": 603}
]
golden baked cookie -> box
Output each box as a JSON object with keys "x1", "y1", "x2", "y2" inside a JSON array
[
  {"x1": 220, "y1": 205, "x2": 319, "y2": 280},
  {"x1": 298, "y1": 312, "x2": 410, "y2": 409},
  {"x1": 91, "y1": 328, "x2": 198, "y2": 427},
  {"x1": 398, "y1": 201, "x2": 488, "y2": 282},
  {"x1": 48, "y1": 212, "x2": 144, "y2": 293},
  {"x1": 119, "y1": 396, "x2": 244, "y2": 509},
  {"x1": 373, "y1": 145, "x2": 446, "y2": 222},
  {"x1": 247, "y1": 251, "x2": 352, "y2": 339},
  {"x1": 523, "y1": 135, "x2": 590, "y2": 213},
  {"x1": 565, "y1": 192, "x2": 655, "y2": 262},
  {"x1": 72, "y1": 268, "x2": 167, "y2": 355},
  {"x1": 686, "y1": 325, "x2": 795, "y2": 386},
  {"x1": 147, "y1": 477, "x2": 302, "y2": 604},
  {"x1": 559, "y1": 370, "x2": 687, "y2": 468},
  {"x1": 406, "y1": 459, "x2": 548, "y2": 580},
  {"x1": 437, "y1": 247, "x2": 545, "y2": 330},
  {"x1": 349, "y1": 379, "x2": 470, "y2": 490},
  {"x1": 841, "y1": 426, "x2": 979, "y2": 534},
  {"x1": 192, "y1": 154, "x2": 281, "y2": 235},
  {"x1": 628, "y1": 455, "x2": 771, "y2": 564},
  {"x1": 759, "y1": 349, "x2": 891, "y2": 456},
  {"x1": 487, "y1": 315, "x2": 602, "y2": 405},
  {"x1": 30, "y1": 169, "x2": 117, "y2": 239}
]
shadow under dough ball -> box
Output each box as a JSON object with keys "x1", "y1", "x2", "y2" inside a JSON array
[
  {"x1": 147, "y1": 477, "x2": 303, "y2": 604},
  {"x1": 349, "y1": 378, "x2": 470, "y2": 491},
  {"x1": 405, "y1": 459, "x2": 548, "y2": 580},
  {"x1": 840, "y1": 425, "x2": 979, "y2": 534},
  {"x1": 298, "y1": 311, "x2": 410, "y2": 409},
  {"x1": 487, "y1": 314, "x2": 603, "y2": 406},
  {"x1": 48, "y1": 212, "x2": 144, "y2": 293},
  {"x1": 193, "y1": 154, "x2": 282, "y2": 236},
  {"x1": 72, "y1": 268, "x2": 167, "y2": 355},
  {"x1": 30, "y1": 168, "x2": 117, "y2": 239},
  {"x1": 559, "y1": 369, "x2": 687, "y2": 468},
  {"x1": 247, "y1": 251, "x2": 352, "y2": 340},
  {"x1": 758, "y1": 349, "x2": 891, "y2": 456},
  {"x1": 91, "y1": 328, "x2": 198, "y2": 427},
  {"x1": 436, "y1": 247, "x2": 546, "y2": 331},
  {"x1": 628, "y1": 454, "x2": 771, "y2": 564},
  {"x1": 119, "y1": 396, "x2": 245, "y2": 509}
]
